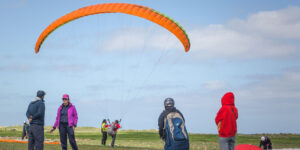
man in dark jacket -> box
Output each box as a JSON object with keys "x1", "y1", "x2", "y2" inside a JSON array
[
  {"x1": 259, "y1": 136, "x2": 272, "y2": 150},
  {"x1": 26, "y1": 90, "x2": 46, "y2": 150},
  {"x1": 158, "y1": 98, "x2": 189, "y2": 150}
]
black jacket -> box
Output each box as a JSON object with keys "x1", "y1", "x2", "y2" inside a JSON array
[
  {"x1": 259, "y1": 137, "x2": 272, "y2": 149},
  {"x1": 26, "y1": 97, "x2": 45, "y2": 125},
  {"x1": 158, "y1": 107, "x2": 184, "y2": 140}
]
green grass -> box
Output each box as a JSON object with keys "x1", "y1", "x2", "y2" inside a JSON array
[{"x1": 0, "y1": 126, "x2": 300, "y2": 150}]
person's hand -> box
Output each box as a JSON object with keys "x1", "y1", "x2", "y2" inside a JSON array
[
  {"x1": 49, "y1": 128, "x2": 55, "y2": 133},
  {"x1": 73, "y1": 126, "x2": 76, "y2": 131},
  {"x1": 217, "y1": 121, "x2": 221, "y2": 131},
  {"x1": 29, "y1": 116, "x2": 32, "y2": 123}
]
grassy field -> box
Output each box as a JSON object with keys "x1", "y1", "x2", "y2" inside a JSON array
[{"x1": 0, "y1": 126, "x2": 299, "y2": 150}]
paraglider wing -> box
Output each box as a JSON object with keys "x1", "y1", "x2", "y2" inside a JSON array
[
  {"x1": 35, "y1": 3, "x2": 190, "y2": 53},
  {"x1": 235, "y1": 144, "x2": 262, "y2": 150}
]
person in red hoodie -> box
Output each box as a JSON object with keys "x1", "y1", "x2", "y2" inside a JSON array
[{"x1": 215, "y1": 92, "x2": 238, "y2": 150}]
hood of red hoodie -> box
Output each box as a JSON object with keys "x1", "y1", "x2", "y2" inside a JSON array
[{"x1": 221, "y1": 92, "x2": 235, "y2": 106}]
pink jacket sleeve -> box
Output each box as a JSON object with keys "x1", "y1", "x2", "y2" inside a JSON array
[
  {"x1": 53, "y1": 107, "x2": 60, "y2": 128},
  {"x1": 73, "y1": 106, "x2": 78, "y2": 127}
]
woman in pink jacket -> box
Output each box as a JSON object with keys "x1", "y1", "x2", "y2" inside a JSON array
[{"x1": 50, "y1": 94, "x2": 78, "y2": 150}]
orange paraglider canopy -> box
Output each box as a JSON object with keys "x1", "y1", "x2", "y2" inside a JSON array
[
  {"x1": 35, "y1": 3, "x2": 190, "y2": 53},
  {"x1": 0, "y1": 139, "x2": 59, "y2": 145}
]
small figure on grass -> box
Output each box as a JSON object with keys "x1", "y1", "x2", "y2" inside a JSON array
[
  {"x1": 106, "y1": 119, "x2": 121, "y2": 148},
  {"x1": 259, "y1": 136, "x2": 272, "y2": 150}
]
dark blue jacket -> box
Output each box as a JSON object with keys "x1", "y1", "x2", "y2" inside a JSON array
[
  {"x1": 158, "y1": 107, "x2": 189, "y2": 150},
  {"x1": 158, "y1": 107, "x2": 184, "y2": 139},
  {"x1": 26, "y1": 97, "x2": 45, "y2": 126}
]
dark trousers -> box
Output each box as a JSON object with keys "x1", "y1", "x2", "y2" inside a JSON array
[
  {"x1": 111, "y1": 134, "x2": 117, "y2": 147},
  {"x1": 28, "y1": 124, "x2": 44, "y2": 150},
  {"x1": 59, "y1": 123, "x2": 78, "y2": 150},
  {"x1": 101, "y1": 132, "x2": 107, "y2": 145},
  {"x1": 22, "y1": 130, "x2": 27, "y2": 140},
  {"x1": 262, "y1": 144, "x2": 272, "y2": 150}
]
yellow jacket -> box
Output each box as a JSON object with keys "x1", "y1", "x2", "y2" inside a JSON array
[{"x1": 101, "y1": 123, "x2": 107, "y2": 132}]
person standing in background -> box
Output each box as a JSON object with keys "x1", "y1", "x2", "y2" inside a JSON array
[
  {"x1": 215, "y1": 92, "x2": 238, "y2": 150},
  {"x1": 101, "y1": 119, "x2": 108, "y2": 146},
  {"x1": 26, "y1": 90, "x2": 46, "y2": 150},
  {"x1": 50, "y1": 94, "x2": 78, "y2": 150}
]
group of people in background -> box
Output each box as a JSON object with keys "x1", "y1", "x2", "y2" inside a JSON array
[
  {"x1": 25, "y1": 90, "x2": 271, "y2": 150},
  {"x1": 26, "y1": 91, "x2": 79, "y2": 150},
  {"x1": 156, "y1": 92, "x2": 238, "y2": 150},
  {"x1": 101, "y1": 119, "x2": 121, "y2": 147},
  {"x1": 25, "y1": 90, "x2": 122, "y2": 150},
  {"x1": 157, "y1": 92, "x2": 272, "y2": 150}
]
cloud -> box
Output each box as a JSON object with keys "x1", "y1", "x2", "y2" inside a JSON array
[
  {"x1": 190, "y1": 25, "x2": 296, "y2": 59},
  {"x1": 0, "y1": 63, "x2": 87, "y2": 72},
  {"x1": 239, "y1": 71, "x2": 300, "y2": 100},
  {"x1": 100, "y1": 6, "x2": 300, "y2": 60},
  {"x1": 101, "y1": 27, "x2": 179, "y2": 52},
  {"x1": 0, "y1": 64, "x2": 32, "y2": 72},
  {"x1": 190, "y1": 6, "x2": 300, "y2": 60},
  {"x1": 233, "y1": 69, "x2": 300, "y2": 133},
  {"x1": 4, "y1": 0, "x2": 28, "y2": 8},
  {"x1": 191, "y1": 6, "x2": 300, "y2": 60},
  {"x1": 229, "y1": 6, "x2": 300, "y2": 39},
  {"x1": 202, "y1": 80, "x2": 227, "y2": 90},
  {"x1": 51, "y1": 64, "x2": 86, "y2": 72},
  {"x1": 136, "y1": 84, "x2": 185, "y2": 91}
]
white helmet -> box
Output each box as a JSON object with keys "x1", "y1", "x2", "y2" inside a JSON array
[{"x1": 261, "y1": 136, "x2": 265, "y2": 141}]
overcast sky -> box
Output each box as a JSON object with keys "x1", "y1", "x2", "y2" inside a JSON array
[{"x1": 0, "y1": 0, "x2": 300, "y2": 134}]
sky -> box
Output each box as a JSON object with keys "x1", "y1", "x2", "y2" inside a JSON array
[{"x1": 0, "y1": 0, "x2": 300, "y2": 134}]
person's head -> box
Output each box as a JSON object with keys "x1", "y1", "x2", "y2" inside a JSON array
[
  {"x1": 115, "y1": 120, "x2": 119, "y2": 124},
  {"x1": 261, "y1": 136, "x2": 265, "y2": 141},
  {"x1": 102, "y1": 119, "x2": 107, "y2": 124},
  {"x1": 62, "y1": 94, "x2": 70, "y2": 106},
  {"x1": 164, "y1": 98, "x2": 175, "y2": 109},
  {"x1": 23, "y1": 121, "x2": 26, "y2": 124},
  {"x1": 221, "y1": 92, "x2": 235, "y2": 106},
  {"x1": 36, "y1": 90, "x2": 46, "y2": 99}
]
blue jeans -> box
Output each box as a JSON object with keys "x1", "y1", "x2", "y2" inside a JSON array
[{"x1": 219, "y1": 136, "x2": 235, "y2": 150}]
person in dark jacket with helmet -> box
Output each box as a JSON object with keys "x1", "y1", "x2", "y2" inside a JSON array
[
  {"x1": 259, "y1": 136, "x2": 272, "y2": 150},
  {"x1": 215, "y1": 92, "x2": 238, "y2": 150},
  {"x1": 158, "y1": 98, "x2": 189, "y2": 150},
  {"x1": 26, "y1": 90, "x2": 46, "y2": 150}
]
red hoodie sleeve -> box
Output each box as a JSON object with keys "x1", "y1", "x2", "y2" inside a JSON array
[
  {"x1": 116, "y1": 123, "x2": 121, "y2": 129},
  {"x1": 233, "y1": 107, "x2": 238, "y2": 119},
  {"x1": 215, "y1": 107, "x2": 224, "y2": 125}
]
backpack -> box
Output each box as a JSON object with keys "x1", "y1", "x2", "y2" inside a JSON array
[
  {"x1": 164, "y1": 111, "x2": 189, "y2": 150},
  {"x1": 107, "y1": 122, "x2": 116, "y2": 136}
]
